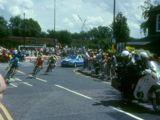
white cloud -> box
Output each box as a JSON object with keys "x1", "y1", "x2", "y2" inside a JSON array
[
  {"x1": 8, "y1": 6, "x2": 21, "y2": 16},
  {"x1": 0, "y1": 0, "x2": 148, "y2": 38},
  {"x1": 0, "y1": 0, "x2": 5, "y2": 9}
]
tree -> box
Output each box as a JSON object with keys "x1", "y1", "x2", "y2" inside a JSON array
[
  {"x1": 22, "y1": 18, "x2": 41, "y2": 37},
  {"x1": 113, "y1": 12, "x2": 130, "y2": 43},
  {"x1": 56, "y1": 30, "x2": 72, "y2": 45},
  {"x1": 9, "y1": 16, "x2": 22, "y2": 36},
  {"x1": 0, "y1": 16, "x2": 8, "y2": 37},
  {"x1": 9, "y1": 16, "x2": 41, "y2": 37}
]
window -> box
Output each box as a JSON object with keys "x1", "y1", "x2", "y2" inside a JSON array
[{"x1": 156, "y1": 14, "x2": 160, "y2": 32}]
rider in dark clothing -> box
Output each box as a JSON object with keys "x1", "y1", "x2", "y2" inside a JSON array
[{"x1": 45, "y1": 55, "x2": 56, "y2": 74}]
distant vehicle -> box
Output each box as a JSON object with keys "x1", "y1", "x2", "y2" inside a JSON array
[{"x1": 61, "y1": 55, "x2": 84, "y2": 67}]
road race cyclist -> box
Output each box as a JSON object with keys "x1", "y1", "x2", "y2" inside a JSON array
[
  {"x1": 32, "y1": 55, "x2": 44, "y2": 76},
  {"x1": 45, "y1": 55, "x2": 57, "y2": 74},
  {"x1": 5, "y1": 54, "x2": 19, "y2": 84}
]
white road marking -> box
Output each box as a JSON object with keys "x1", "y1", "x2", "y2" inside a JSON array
[
  {"x1": 9, "y1": 83, "x2": 18, "y2": 88},
  {"x1": 22, "y1": 82, "x2": 33, "y2": 87},
  {"x1": 14, "y1": 68, "x2": 145, "y2": 120},
  {"x1": 34, "y1": 77, "x2": 47, "y2": 83},
  {"x1": 17, "y1": 70, "x2": 26, "y2": 75},
  {"x1": 112, "y1": 107, "x2": 144, "y2": 120},
  {"x1": 0, "y1": 114, "x2": 4, "y2": 120},
  {"x1": 55, "y1": 84, "x2": 93, "y2": 100},
  {"x1": 18, "y1": 71, "x2": 47, "y2": 83},
  {"x1": 14, "y1": 78, "x2": 22, "y2": 81}
]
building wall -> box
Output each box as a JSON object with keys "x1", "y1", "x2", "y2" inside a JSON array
[{"x1": 148, "y1": 9, "x2": 160, "y2": 36}]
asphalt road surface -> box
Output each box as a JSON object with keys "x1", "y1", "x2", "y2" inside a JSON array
[{"x1": 0, "y1": 61, "x2": 160, "y2": 120}]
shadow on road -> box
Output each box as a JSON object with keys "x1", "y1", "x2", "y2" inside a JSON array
[{"x1": 93, "y1": 99, "x2": 160, "y2": 115}]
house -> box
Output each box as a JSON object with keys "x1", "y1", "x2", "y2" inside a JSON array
[
  {"x1": 147, "y1": 5, "x2": 160, "y2": 40},
  {"x1": 144, "y1": 5, "x2": 160, "y2": 55}
]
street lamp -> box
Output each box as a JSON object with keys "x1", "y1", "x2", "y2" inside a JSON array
[
  {"x1": 111, "y1": 0, "x2": 116, "y2": 51},
  {"x1": 23, "y1": 12, "x2": 26, "y2": 47},
  {"x1": 53, "y1": 0, "x2": 56, "y2": 46},
  {"x1": 113, "y1": 0, "x2": 116, "y2": 44},
  {"x1": 54, "y1": 0, "x2": 56, "y2": 32}
]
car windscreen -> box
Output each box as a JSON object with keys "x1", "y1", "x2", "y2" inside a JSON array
[{"x1": 67, "y1": 55, "x2": 76, "y2": 59}]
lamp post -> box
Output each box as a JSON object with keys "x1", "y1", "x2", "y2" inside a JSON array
[
  {"x1": 113, "y1": 0, "x2": 116, "y2": 43},
  {"x1": 23, "y1": 12, "x2": 26, "y2": 47},
  {"x1": 112, "y1": 0, "x2": 116, "y2": 51},
  {"x1": 54, "y1": 0, "x2": 56, "y2": 32},
  {"x1": 53, "y1": 0, "x2": 56, "y2": 46}
]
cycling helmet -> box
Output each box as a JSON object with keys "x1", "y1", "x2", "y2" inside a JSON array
[
  {"x1": 121, "y1": 50, "x2": 130, "y2": 57},
  {"x1": 140, "y1": 52, "x2": 149, "y2": 60}
]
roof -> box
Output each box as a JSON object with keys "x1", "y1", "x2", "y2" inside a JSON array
[
  {"x1": 150, "y1": 5, "x2": 160, "y2": 12},
  {"x1": 127, "y1": 41, "x2": 151, "y2": 46}
]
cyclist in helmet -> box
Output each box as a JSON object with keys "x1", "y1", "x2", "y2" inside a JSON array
[
  {"x1": 31, "y1": 55, "x2": 44, "y2": 76},
  {"x1": 139, "y1": 52, "x2": 150, "y2": 71},
  {"x1": 5, "y1": 55, "x2": 19, "y2": 83},
  {"x1": 121, "y1": 50, "x2": 131, "y2": 65},
  {"x1": 45, "y1": 55, "x2": 57, "y2": 74}
]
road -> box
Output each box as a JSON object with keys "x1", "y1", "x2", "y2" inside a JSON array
[{"x1": 0, "y1": 61, "x2": 160, "y2": 120}]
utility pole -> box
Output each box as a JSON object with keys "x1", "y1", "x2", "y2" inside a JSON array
[
  {"x1": 53, "y1": 0, "x2": 56, "y2": 46},
  {"x1": 54, "y1": 0, "x2": 56, "y2": 32},
  {"x1": 23, "y1": 12, "x2": 26, "y2": 47},
  {"x1": 112, "y1": 0, "x2": 116, "y2": 50},
  {"x1": 113, "y1": 0, "x2": 116, "y2": 43}
]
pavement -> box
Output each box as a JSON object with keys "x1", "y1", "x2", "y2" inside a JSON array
[{"x1": 76, "y1": 67, "x2": 110, "y2": 81}]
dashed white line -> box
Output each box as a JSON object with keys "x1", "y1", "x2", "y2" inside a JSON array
[
  {"x1": 22, "y1": 82, "x2": 33, "y2": 87},
  {"x1": 17, "y1": 70, "x2": 26, "y2": 75},
  {"x1": 35, "y1": 77, "x2": 47, "y2": 83},
  {"x1": 55, "y1": 84, "x2": 93, "y2": 100},
  {"x1": 14, "y1": 78, "x2": 22, "y2": 81},
  {"x1": 9, "y1": 83, "x2": 18, "y2": 88},
  {"x1": 18, "y1": 71, "x2": 47, "y2": 83}
]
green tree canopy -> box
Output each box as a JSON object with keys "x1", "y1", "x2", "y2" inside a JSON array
[
  {"x1": 113, "y1": 12, "x2": 130, "y2": 43},
  {"x1": 0, "y1": 16, "x2": 8, "y2": 37},
  {"x1": 22, "y1": 18, "x2": 41, "y2": 37},
  {"x1": 9, "y1": 15, "x2": 22, "y2": 36},
  {"x1": 9, "y1": 16, "x2": 41, "y2": 37},
  {"x1": 47, "y1": 30, "x2": 72, "y2": 45}
]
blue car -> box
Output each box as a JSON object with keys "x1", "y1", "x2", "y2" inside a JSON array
[{"x1": 61, "y1": 55, "x2": 84, "y2": 67}]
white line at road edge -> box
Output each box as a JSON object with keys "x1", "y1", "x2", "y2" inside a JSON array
[
  {"x1": 112, "y1": 107, "x2": 144, "y2": 120},
  {"x1": 55, "y1": 84, "x2": 93, "y2": 100},
  {"x1": 55, "y1": 84, "x2": 144, "y2": 120}
]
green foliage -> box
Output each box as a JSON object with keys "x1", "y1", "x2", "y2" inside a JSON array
[
  {"x1": 0, "y1": 16, "x2": 8, "y2": 37},
  {"x1": 9, "y1": 16, "x2": 22, "y2": 36},
  {"x1": 9, "y1": 16, "x2": 41, "y2": 37},
  {"x1": 47, "y1": 30, "x2": 72, "y2": 45},
  {"x1": 112, "y1": 12, "x2": 130, "y2": 43}
]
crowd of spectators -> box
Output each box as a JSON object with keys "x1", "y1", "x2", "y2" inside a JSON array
[
  {"x1": 62, "y1": 46, "x2": 117, "y2": 81},
  {"x1": 0, "y1": 45, "x2": 61, "y2": 62}
]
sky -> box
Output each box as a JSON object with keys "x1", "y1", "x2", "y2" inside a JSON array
[{"x1": 0, "y1": 0, "x2": 147, "y2": 38}]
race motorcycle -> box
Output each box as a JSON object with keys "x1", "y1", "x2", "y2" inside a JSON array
[{"x1": 111, "y1": 60, "x2": 160, "y2": 111}]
